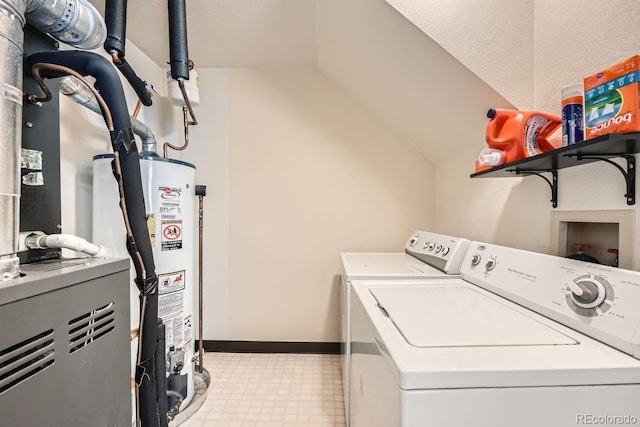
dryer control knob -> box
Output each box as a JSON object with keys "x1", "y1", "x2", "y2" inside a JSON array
[
  {"x1": 427, "y1": 243, "x2": 436, "y2": 251},
  {"x1": 471, "y1": 254, "x2": 481, "y2": 266},
  {"x1": 434, "y1": 244, "x2": 442, "y2": 253},
  {"x1": 409, "y1": 236, "x2": 419, "y2": 246},
  {"x1": 441, "y1": 247, "x2": 450, "y2": 256},
  {"x1": 485, "y1": 258, "x2": 497, "y2": 271}
]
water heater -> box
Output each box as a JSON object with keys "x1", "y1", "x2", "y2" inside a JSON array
[{"x1": 92, "y1": 154, "x2": 198, "y2": 411}]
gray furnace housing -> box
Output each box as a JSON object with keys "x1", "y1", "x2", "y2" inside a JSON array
[{"x1": 0, "y1": 258, "x2": 131, "y2": 427}]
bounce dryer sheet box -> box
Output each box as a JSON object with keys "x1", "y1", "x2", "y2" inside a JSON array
[{"x1": 584, "y1": 55, "x2": 640, "y2": 139}]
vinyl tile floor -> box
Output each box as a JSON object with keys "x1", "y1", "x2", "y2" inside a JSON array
[{"x1": 181, "y1": 352, "x2": 346, "y2": 427}]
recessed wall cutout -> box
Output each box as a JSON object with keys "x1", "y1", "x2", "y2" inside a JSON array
[{"x1": 550, "y1": 210, "x2": 635, "y2": 270}]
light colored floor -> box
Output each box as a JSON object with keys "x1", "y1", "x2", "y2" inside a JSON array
[{"x1": 181, "y1": 352, "x2": 346, "y2": 427}]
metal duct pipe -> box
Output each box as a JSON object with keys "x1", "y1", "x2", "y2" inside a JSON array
[
  {"x1": 0, "y1": 0, "x2": 25, "y2": 281},
  {"x1": 25, "y1": 0, "x2": 106, "y2": 50},
  {"x1": 59, "y1": 75, "x2": 159, "y2": 154},
  {"x1": 0, "y1": 0, "x2": 107, "y2": 281}
]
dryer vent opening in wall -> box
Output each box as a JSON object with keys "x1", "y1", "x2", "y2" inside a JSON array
[{"x1": 550, "y1": 210, "x2": 635, "y2": 270}]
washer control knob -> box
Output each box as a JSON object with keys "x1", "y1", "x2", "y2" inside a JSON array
[
  {"x1": 423, "y1": 241, "x2": 431, "y2": 250},
  {"x1": 409, "y1": 236, "x2": 419, "y2": 247},
  {"x1": 427, "y1": 243, "x2": 436, "y2": 252},
  {"x1": 567, "y1": 278, "x2": 606, "y2": 309},
  {"x1": 441, "y1": 247, "x2": 450, "y2": 256},
  {"x1": 485, "y1": 258, "x2": 497, "y2": 271},
  {"x1": 471, "y1": 254, "x2": 481, "y2": 266},
  {"x1": 434, "y1": 244, "x2": 442, "y2": 254}
]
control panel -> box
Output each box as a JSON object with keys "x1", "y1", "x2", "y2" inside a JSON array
[
  {"x1": 404, "y1": 230, "x2": 470, "y2": 274},
  {"x1": 462, "y1": 242, "x2": 640, "y2": 358}
]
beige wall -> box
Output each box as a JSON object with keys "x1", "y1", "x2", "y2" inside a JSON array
[
  {"x1": 57, "y1": 43, "x2": 435, "y2": 342},
  {"x1": 58, "y1": 0, "x2": 640, "y2": 343},
  {"x1": 183, "y1": 68, "x2": 435, "y2": 341},
  {"x1": 436, "y1": 0, "x2": 640, "y2": 267}
]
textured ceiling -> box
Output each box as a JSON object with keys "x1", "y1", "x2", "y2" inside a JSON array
[{"x1": 89, "y1": 0, "x2": 317, "y2": 68}]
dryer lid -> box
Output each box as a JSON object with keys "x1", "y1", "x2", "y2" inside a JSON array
[{"x1": 371, "y1": 286, "x2": 577, "y2": 347}]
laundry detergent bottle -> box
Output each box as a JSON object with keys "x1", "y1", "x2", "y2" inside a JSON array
[{"x1": 477, "y1": 108, "x2": 562, "y2": 172}]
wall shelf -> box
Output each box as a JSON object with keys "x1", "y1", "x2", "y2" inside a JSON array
[{"x1": 470, "y1": 132, "x2": 640, "y2": 207}]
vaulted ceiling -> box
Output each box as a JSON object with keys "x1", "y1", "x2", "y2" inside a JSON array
[{"x1": 89, "y1": 0, "x2": 513, "y2": 163}]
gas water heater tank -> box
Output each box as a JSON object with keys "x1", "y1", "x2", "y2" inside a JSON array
[{"x1": 92, "y1": 154, "x2": 198, "y2": 411}]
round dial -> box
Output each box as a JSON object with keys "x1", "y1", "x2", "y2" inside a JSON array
[
  {"x1": 471, "y1": 254, "x2": 481, "y2": 266},
  {"x1": 409, "y1": 236, "x2": 418, "y2": 247},
  {"x1": 567, "y1": 278, "x2": 605, "y2": 309},
  {"x1": 565, "y1": 274, "x2": 614, "y2": 316},
  {"x1": 485, "y1": 258, "x2": 496, "y2": 271}
]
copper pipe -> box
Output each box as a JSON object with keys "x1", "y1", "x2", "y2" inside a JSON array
[
  {"x1": 163, "y1": 106, "x2": 190, "y2": 158},
  {"x1": 112, "y1": 152, "x2": 146, "y2": 278},
  {"x1": 110, "y1": 51, "x2": 123, "y2": 65},
  {"x1": 178, "y1": 79, "x2": 198, "y2": 125},
  {"x1": 132, "y1": 99, "x2": 142, "y2": 118},
  {"x1": 29, "y1": 63, "x2": 114, "y2": 130},
  {"x1": 198, "y1": 191, "x2": 204, "y2": 373}
]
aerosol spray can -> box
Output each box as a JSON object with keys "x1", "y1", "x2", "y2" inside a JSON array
[{"x1": 561, "y1": 84, "x2": 584, "y2": 146}]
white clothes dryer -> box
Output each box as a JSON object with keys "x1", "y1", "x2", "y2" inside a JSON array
[
  {"x1": 340, "y1": 230, "x2": 470, "y2": 425},
  {"x1": 349, "y1": 241, "x2": 640, "y2": 426}
]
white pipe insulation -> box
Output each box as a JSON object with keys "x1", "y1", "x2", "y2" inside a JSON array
[{"x1": 0, "y1": 0, "x2": 106, "y2": 281}]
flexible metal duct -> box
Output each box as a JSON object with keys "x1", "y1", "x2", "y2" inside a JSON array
[
  {"x1": 0, "y1": 0, "x2": 106, "y2": 281},
  {"x1": 59, "y1": 75, "x2": 159, "y2": 153}
]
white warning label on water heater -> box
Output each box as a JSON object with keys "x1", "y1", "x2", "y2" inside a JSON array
[
  {"x1": 161, "y1": 219, "x2": 182, "y2": 251},
  {"x1": 159, "y1": 288, "x2": 185, "y2": 349},
  {"x1": 184, "y1": 314, "x2": 193, "y2": 348},
  {"x1": 158, "y1": 270, "x2": 185, "y2": 295}
]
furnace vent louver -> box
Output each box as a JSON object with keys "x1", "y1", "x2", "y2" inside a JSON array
[
  {"x1": 68, "y1": 302, "x2": 116, "y2": 354},
  {"x1": 0, "y1": 329, "x2": 55, "y2": 395}
]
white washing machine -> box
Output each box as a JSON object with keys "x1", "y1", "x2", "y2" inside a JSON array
[
  {"x1": 349, "y1": 241, "x2": 640, "y2": 426},
  {"x1": 340, "y1": 230, "x2": 470, "y2": 425}
]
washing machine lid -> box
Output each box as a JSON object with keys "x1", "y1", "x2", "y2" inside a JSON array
[
  {"x1": 354, "y1": 281, "x2": 640, "y2": 390},
  {"x1": 371, "y1": 286, "x2": 576, "y2": 347},
  {"x1": 341, "y1": 253, "x2": 448, "y2": 280}
]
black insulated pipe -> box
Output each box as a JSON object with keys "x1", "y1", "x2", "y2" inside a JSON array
[
  {"x1": 114, "y1": 59, "x2": 153, "y2": 106},
  {"x1": 103, "y1": 0, "x2": 153, "y2": 106},
  {"x1": 25, "y1": 50, "x2": 161, "y2": 427},
  {"x1": 138, "y1": 294, "x2": 161, "y2": 426},
  {"x1": 155, "y1": 320, "x2": 169, "y2": 427},
  {"x1": 168, "y1": 0, "x2": 190, "y2": 80},
  {"x1": 104, "y1": 0, "x2": 127, "y2": 57}
]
